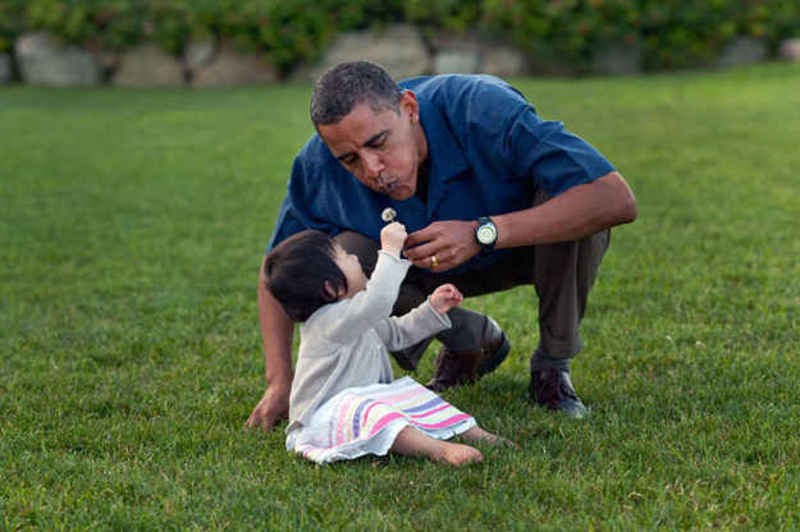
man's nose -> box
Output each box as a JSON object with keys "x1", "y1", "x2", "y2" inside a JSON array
[{"x1": 362, "y1": 152, "x2": 384, "y2": 181}]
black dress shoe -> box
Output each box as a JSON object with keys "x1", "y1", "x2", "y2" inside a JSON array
[
  {"x1": 529, "y1": 367, "x2": 589, "y2": 419},
  {"x1": 426, "y1": 317, "x2": 510, "y2": 392}
]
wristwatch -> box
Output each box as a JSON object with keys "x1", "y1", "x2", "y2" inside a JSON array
[{"x1": 474, "y1": 216, "x2": 498, "y2": 254}]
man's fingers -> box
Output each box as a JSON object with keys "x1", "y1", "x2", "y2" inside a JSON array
[
  {"x1": 404, "y1": 242, "x2": 439, "y2": 262},
  {"x1": 245, "y1": 411, "x2": 268, "y2": 431},
  {"x1": 244, "y1": 417, "x2": 261, "y2": 431},
  {"x1": 244, "y1": 397, "x2": 289, "y2": 432},
  {"x1": 245, "y1": 414, "x2": 280, "y2": 432},
  {"x1": 405, "y1": 235, "x2": 434, "y2": 257},
  {"x1": 405, "y1": 223, "x2": 448, "y2": 251},
  {"x1": 404, "y1": 227, "x2": 433, "y2": 248},
  {"x1": 412, "y1": 256, "x2": 442, "y2": 270}
]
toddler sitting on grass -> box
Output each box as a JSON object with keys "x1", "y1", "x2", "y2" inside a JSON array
[{"x1": 264, "y1": 222, "x2": 505, "y2": 465}]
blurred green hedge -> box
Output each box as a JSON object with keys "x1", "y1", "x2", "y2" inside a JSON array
[{"x1": 2, "y1": 0, "x2": 798, "y2": 74}]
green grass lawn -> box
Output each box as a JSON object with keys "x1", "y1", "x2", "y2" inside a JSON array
[{"x1": 1, "y1": 63, "x2": 798, "y2": 529}]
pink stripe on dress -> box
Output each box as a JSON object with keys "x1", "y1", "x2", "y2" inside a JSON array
[
  {"x1": 412, "y1": 413, "x2": 472, "y2": 430},
  {"x1": 334, "y1": 395, "x2": 359, "y2": 445},
  {"x1": 367, "y1": 411, "x2": 405, "y2": 438},
  {"x1": 368, "y1": 383, "x2": 428, "y2": 406}
]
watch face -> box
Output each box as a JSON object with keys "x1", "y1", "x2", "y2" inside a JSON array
[{"x1": 477, "y1": 224, "x2": 497, "y2": 245}]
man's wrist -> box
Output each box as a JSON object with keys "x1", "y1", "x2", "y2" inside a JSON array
[
  {"x1": 474, "y1": 216, "x2": 498, "y2": 254},
  {"x1": 266, "y1": 371, "x2": 293, "y2": 389}
]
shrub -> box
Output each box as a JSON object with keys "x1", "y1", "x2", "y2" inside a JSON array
[
  {"x1": 0, "y1": 0, "x2": 27, "y2": 52},
  {"x1": 3, "y1": 0, "x2": 799, "y2": 75}
]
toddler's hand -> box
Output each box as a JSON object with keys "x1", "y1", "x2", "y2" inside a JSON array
[
  {"x1": 380, "y1": 222, "x2": 407, "y2": 257},
  {"x1": 430, "y1": 283, "x2": 463, "y2": 314}
]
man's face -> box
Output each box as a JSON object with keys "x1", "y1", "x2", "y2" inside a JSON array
[{"x1": 317, "y1": 91, "x2": 427, "y2": 201}]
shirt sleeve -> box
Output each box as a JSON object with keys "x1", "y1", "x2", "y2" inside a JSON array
[
  {"x1": 373, "y1": 299, "x2": 451, "y2": 351},
  {"x1": 318, "y1": 251, "x2": 411, "y2": 345},
  {"x1": 505, "y1": 110, "x2": 615, "y2": 196},
  {"x1": 464, "y1": 77, "x2": 615, "y2": 197}
]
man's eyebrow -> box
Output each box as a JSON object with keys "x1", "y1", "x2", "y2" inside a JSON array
[
  {"x1": 335, "y1": 130, "x2": 388, "y2": 162},
  {"x1": 364, "y1": 130, "x2": 388, "y2": 147}
]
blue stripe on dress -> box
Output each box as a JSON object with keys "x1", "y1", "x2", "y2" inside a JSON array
[
  {"x1": 352, "y1": 398, "x2": 371, "y2": 438},
  {"x1": 402, "y1": 395, "x2": 445, "y2": 414}
]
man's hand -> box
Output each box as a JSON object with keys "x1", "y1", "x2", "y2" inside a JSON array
[
  {"x1": 380, "y1": 221, "x2": 407, "y2": 258},
  {"x1": 404, "y1": 220, "x2": 480, "y2": 271},
  {"x1": 245, "y1": 385, "x2": 290, "y2": 431},
  {"x1": 430, "y1": 283, "x2": 463, "y2": 314},
  {"x1": 252, "y1": 257, "x2": 294, "y2": 432}
]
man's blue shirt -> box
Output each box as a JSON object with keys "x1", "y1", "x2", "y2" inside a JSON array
[{"x1": 267, "y1": 74, "x2": 614, "y2": 272}]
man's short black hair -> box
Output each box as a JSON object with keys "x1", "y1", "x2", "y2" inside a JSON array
[
  {"x1": 310, "y1": 60, "x2": 403, "y2": 127},
  {"x1": 264, "y1": 230, "x2": 348, "y2": 322}
]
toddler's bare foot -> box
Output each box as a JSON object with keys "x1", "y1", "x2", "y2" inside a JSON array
[
  {"x1": 461, "y1": 426, "x2": 516, "y2": 447},
  {"x1": 391, "y1": 426, "x2": 484, "y2": 465},
  {"x1": 437, "y1": 441, "x2": 484, "y2": 466}
]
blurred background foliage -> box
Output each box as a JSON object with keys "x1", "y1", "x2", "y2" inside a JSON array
[{"x1": 1, "y1": 0, "x2": 798, "y2": 73}]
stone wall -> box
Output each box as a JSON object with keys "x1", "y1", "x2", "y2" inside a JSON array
[{"x1": 4, "y1": 27, "x2": 799, "y2": 87}]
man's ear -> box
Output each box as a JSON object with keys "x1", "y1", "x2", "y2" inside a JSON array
[
  {"x1": 324, "y1": 280, "x2": 342, "y2": 300},
  {"x1": 400, "y1": 89, "x2": 419, "y2": 122}
]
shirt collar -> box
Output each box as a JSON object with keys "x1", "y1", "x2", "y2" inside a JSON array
[
  {"x1": 418, "y1": 99, "x2": 470, "y2": 182},
  {"x1": 417, "y1": 99, "x2": 470, "y2": 217}
]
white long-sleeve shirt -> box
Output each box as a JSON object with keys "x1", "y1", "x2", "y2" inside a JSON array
[{"x1": 287, "y1": 250, "x2": 451, "y2": 432}]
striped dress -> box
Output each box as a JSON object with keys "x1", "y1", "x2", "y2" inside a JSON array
[{"x1": 286, "y1": 376, "x2": 476, "y2": 464}]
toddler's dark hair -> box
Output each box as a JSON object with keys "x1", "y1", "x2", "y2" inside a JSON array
[{"x1": 264, "y1": 230, "x2": 348, "y2": 322}]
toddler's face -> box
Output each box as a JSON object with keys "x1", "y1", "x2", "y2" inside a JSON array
[{"x1": 333, "y1": 244, "x2": 367, "y2": 297}]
